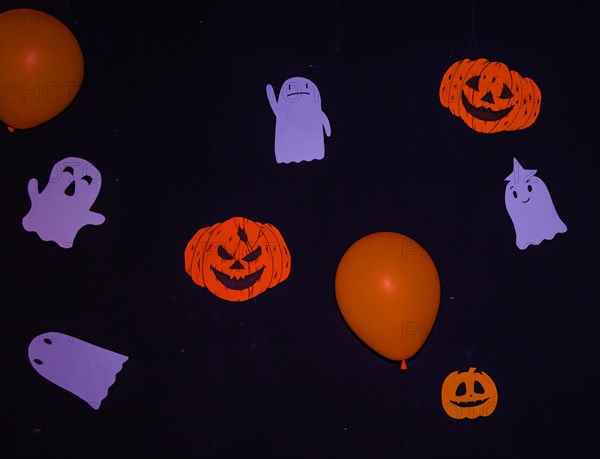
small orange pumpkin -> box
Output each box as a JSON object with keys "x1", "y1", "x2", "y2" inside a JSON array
[
  {"x1": 439, "y1": 58, "x2": 541, "y2": 133},
  {"x1": 184, "y1": 216, "x2": 291, "y2": 302},
  {"x1": 441, "y1": 367, "x2": 498, "y2": 419}
]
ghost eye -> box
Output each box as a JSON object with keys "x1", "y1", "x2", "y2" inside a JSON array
[
  {"x1": 288, "y1": 84, "x2": 291, "y2": 90},
  {"x1": 305, "y1": 83, "x2": 308, "y2": 88},
  {"x1": 455, "y1": 382, "x2": 466, "y2": 396},
  {"x1": 44, "y1": 338, "x2": 52, "y2": 345},
  {"x1": 512, "y1": 191, "x2": 518, "y2": 199},
  {"x1": 527, "y1": 184, "x2": 532, "y2": 192},
  {"x1": 34, "y1": 359, "x2": 43, "y2": 365},
  {"x1": 499, "y1": 84, "x2": 514, "y2": 99},
  {"x1": 82, "y1": 175, "x2": 93, "y2": 185},
  {"x1": 242, "y1": 247, "x2": 262, "y2": 262},
  {"x1": 218, "y1": 245, "x2": 234, "y2": 260},
  {"x1": 465, "y1": 76, "x2": 480, "y2": 91},
  {"x1": 63, "y1": 166, "x2": 75, "y2": 175}
]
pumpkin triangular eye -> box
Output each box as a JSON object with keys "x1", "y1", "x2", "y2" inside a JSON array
[
  {"x1": 474, "y1": 380, "x2": 485, "y2": 394},
  {"x1": 499, "y1": 83, "x2": 513, "y2": 99},
  {"x1": 455, "y1": 382, "x2": 467, "y2": 396},
  {"x1": 465, "y1": 76, "x2": 480, "y2": 91},
  {"x1": 218, "y1": 245, "x2": 234, "y2": 260}
]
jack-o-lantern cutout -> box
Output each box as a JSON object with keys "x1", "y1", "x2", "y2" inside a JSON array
[
  {"x1": 439, "y1": 58, "x2": 541, "y2": 133},
  {"x1": 184, "y1": 216, "x2": 291, "y2": 302},
  {"x1": 441, "y1": 367, "x2": 498, "y2": 420}
]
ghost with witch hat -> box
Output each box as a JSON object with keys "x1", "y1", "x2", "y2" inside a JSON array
[{"x1": 504, "y1": 158, "x2": 567, "y2": 250}]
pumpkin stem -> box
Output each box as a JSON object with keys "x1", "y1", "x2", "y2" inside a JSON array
[
  {"x1": 400, "y1": 360, "x2": 407, "y2": 371},
  {"x1": 7, "y1": 126, "x2": 15, "y2": 133}
]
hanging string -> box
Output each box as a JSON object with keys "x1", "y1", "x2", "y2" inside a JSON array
[
  {"x1": 335, "y1": 0, "x2": 343, "y2": 55},
  {"x1": 470, "y1": 0, "x2": 480, "y2": 54}
]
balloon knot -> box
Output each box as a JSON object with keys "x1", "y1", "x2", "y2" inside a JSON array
[
  {"x1": 7, "y1": 126, "x2": 15, "y2": 133},
  {"x1": 400, "y1": 360, "x2": 408, "y2": 371}
]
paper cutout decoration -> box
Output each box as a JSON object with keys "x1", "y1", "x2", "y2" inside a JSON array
[
  {"x1": 335, "y1": 232, "x2": 440, "y2": 370},
  {"x1": 266, "y1": 76, "x2": 331, "y2": 163},
  {"x1": 441, "y1": 367, "x2": 498, "y2": 420},
  {"x1": 28, "y1": 332, "x2": 128, "y2": 410},
  {"x1": 22, "y1": 157, "x2": 105, "y2": 248},
  {"x1": 439, "y1": 58, "x2": 541, "y2": 133},
  {"x1": 185, "y1": 216, "x2": 291, "y2": 302},
  {"x1": 0, "y1": 8, "x2": 84, "y2": 131},
  {"x1": 505, "y1": 158, "x2": 567, "y2": 250}
]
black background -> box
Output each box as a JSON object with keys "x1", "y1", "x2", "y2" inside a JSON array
[{"x1": 2, "y1": 1, "x2": 598, "y2": 458}]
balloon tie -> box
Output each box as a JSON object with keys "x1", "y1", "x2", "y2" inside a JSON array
[
  {"x1": 7, "y1": 126, "x2": 15, "y2": 133},
  {"x1": 400, "y1": 360, "x2": 407, "y2": 371}
]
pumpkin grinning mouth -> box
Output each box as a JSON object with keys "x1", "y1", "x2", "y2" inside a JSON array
[
  {"x1": 450, "y1": 397, "x2": 489, "y2": 408},
  {"x1": 461, "y1": 92, "x2": 514, "y2": 121},
  {"x1": 210, "y1": 265, "x2": 265, "y2": 290}
]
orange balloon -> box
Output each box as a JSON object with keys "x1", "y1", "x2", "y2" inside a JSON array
[
  {"x1": 335, "y1": 232, "x2": 441, "y2": 369},
  {"x1": 0, "y1": 8, "x2": 84, "y2": 130}
]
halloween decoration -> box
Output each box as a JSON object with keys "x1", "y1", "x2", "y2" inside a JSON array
[
  {"x1": 185, "y1": 216, "x2": 291, "y2": 302},
  {"x1": 439, "y1": 58, "x2": 541, "y2": 133},
  {"x1": 505, "y1": 158, "x2": 567, "y2": 250},
  {"x1": 266, "y1": 76, "x2": 331, "y2": 163},
  {"x1": 441, "y1": 367, "x2": 498, "y2": 419},
  {"x1": 22, "y1": 157, "x2": 105, "y2": 248},
  {"x1": 28, "y1": 332, "x2": 128, "y2": 410},
  {"x1": 335, "y1": 232, "x2": 440, "y2": 370},
  {"x1": 0, "y1": 8, "x2": 84, "y2": 130}
]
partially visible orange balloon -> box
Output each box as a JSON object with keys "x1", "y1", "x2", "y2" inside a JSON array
[
  {"x1": 0, "y1": 8, "x2": 84, "y2": 130},
  {"x1": 335, "y1": 232, "x2": 441, "y2": 369}
]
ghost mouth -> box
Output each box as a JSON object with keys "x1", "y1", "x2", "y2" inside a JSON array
[
  {"x1": 450, "y1": 397, "x2": 489, "y2": 408},
  {"x1": 461, "y1": 92, "x2": 514, "y2": 121},
  {"x1": 64, "y1": 181, "x2": 75, "y2": 196},
  {"x1": 522, "y1": 198, "x2": 530, "y2": 203},
  {"x1": 287, "y1": 92, "x2": 310, "y2": 96},
  {"x1": 211, "y1": 266, "x2": 264, "y2": 290}
]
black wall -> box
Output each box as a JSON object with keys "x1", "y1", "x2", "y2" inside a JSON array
[{"x1": 3, "y1": 1, "x2": 598, "y2": 457}]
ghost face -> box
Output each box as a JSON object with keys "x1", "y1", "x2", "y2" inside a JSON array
[
  {"x1": 279, "y1": 77, "x2": 320, "y2": 106},
  {"x1": 506, "y1": 177, "x2": 539, "y2": 207},
  {"x1": 48, "y1": 157, "x2": 102, "y2": 207}
]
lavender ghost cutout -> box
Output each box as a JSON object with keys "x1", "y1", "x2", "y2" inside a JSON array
[
  {"x1": 266, "y1": 76, "x2": 331, "y2": 164},
  {"x1": 22, "y1": 157, "x2": 105, "y2": 248},
  {"x1": 28, "y1": 332, "x2": 128, "y2": 410},
  {"x1": 505, "y1": 158, "x2": 567, "y2": 250}
]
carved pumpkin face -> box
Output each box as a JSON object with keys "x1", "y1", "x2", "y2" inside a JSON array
[
  {"x1": 440, "y1": 58, "x2": 541, "y2": 133},
  {"x1": 441, "y1": 367, "x2": 498, "y2": 419},
  {"x1": 184, "y1": 216, "x2": 291, "y2": 302}
]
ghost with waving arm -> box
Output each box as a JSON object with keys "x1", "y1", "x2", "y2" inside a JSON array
[
  {"x1": 504, "y1": 158, "x2": 567, "y2": 250},
  {"x1": 22, "y1": 157, "x2": 105, "y2": 248},
  {"x1": 266, "y1": 76, "x2": 331, "y2": 164}
]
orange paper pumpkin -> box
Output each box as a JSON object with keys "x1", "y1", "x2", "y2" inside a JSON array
[
  {"x1": 441, "y1": 367, "x2": 498, "y2": 419},
  {"x1": 0, "y1": 8, "x2": 84, "y2": 130},
  {"x1": 335, "y1": 232, "x2": 440, "y2": 369},
  {"x1": 439, "y1": 58, "x2": 541, "y2": 133},
  {"x1": 184, "y1": 217, "x2": 291, "y2": 302}
]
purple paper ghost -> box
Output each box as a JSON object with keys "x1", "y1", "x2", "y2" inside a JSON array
[
  {"x1": 28, "y1": 332, "x2": 128, "y2": 410},
  {"x1": 22, "y1": 157, "x2": 105, "y2": 248},
  {"x1": 505, "y1": 158, "x2": 567, "y2": 250},
  {"x1": 266, "y1": 76, "x2": 331, "y2": 164}
]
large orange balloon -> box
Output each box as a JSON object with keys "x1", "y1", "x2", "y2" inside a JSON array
[
  {"x1": 0, "y1": 8, "x2": 84, "y2": 130},
  {"x1": 335, "y1": 232, "x2": 441, "y2": 369}
]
